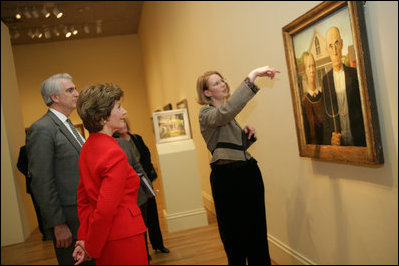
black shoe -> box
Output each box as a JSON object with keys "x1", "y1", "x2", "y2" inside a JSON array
[{"x1": 155, "y1": 247, "x2": 170, "y2": 253}]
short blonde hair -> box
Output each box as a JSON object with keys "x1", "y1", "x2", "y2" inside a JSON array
[
  {"x1": 196, "y1": 71, "x2": 230, "y2": 105},
  {"x1": 77, "y1": 83, "x2": 124, "y2": 133}
]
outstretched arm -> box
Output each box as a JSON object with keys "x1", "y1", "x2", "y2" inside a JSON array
[{"x1": 247, "y1": 66, "x2": 280, "y2": 83}]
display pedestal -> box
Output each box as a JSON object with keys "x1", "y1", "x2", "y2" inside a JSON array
[{"x1": 156, "y1": 139, "x2": 208, "y2": 232}]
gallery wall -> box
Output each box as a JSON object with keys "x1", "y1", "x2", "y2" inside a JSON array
[
  {"x1": 138, "y1": 1, "x2": 397, "y2": 264},
  {"x1": 1, "y1": 34, "x2": 159, "y2": 246},
  {"x1": 1, "y1": 1, "x2": 397, "y2": 264}
]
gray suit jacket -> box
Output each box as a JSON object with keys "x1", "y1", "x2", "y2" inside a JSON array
[
  {"x1": 26, "y1": 110, "x2": 82, "y2": 239},
  {"x1": 117, "y1": 138, "x2": 154, "y2": 207}
]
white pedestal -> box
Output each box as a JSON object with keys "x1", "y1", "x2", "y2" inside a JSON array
[{"x1": 156, "y1": 139, "x2": 208, "y2": 232}]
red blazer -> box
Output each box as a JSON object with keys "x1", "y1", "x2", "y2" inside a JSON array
[{"x1": 77, "y1": 133, "x2": 146, "y2": 258}]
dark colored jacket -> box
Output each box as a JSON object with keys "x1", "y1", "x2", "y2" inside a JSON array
[
  {"x1": 322, "y1": 65, "x2": 366, "y2": 146},
  {"x1": 17, "y1": 145, "x2": 31, "y2": 194},
  {"x1": 129, "y1": 133, "x2": 158, "y2": 181},
  {"x1": 26, "y1": 110, "x2": 81, "y2": 239}
]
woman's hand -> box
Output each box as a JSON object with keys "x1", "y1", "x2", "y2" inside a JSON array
[
  {"x1": 244, "y1": 125, "x2": 256, "y2": 140},
  {"x1": 72, "y1": 240, "x2": 92, "y2": 265},
  {"x1": 248, "y1": 66, "x2": 281, "y2": 82}
]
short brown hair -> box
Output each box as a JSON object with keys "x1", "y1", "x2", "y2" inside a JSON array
[
  {"x1": 77, "y1": 83, "x2": 124, "y2": 133},
  {"x1": 196, "y1": 71, "x2": 230, "y2": 105}
]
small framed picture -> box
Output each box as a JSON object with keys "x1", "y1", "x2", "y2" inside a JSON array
[
  {"x1": 163, "y1": 103, "x2": 173, "y2": 111},
  {"x1": 152, "y1": 109, "x2": 191, "y2": 144}
]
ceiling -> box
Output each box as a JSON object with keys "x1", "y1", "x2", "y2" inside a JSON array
[{"x1": 1, "y1": 1, "x2": 143, "y2": 45}]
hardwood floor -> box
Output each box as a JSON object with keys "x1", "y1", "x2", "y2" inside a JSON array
[
  {"x1": 1, "y1": 211, "x2": 227, "y2": 265},
  {"x1": 1, "y1": 179, "x2": 276, "y2": 265}
]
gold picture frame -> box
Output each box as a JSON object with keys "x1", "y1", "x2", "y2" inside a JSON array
[
  {"x1": 282, "y1": 1, "x2": 383, "y2": 165},
  {"x1": 152, "y1": 109, "x2": 191, "y2": 144}
]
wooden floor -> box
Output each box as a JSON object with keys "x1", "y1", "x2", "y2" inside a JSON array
[
  {"x1": 1, "y1": 178, "x2": 276, "y2": 265},
  {"x1": 1, "y1": 212, "x2": 227, "y2": 265}
]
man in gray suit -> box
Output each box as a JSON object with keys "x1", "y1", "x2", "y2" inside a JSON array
[{"x1": 26, "y1": 73, "x2": 92, "y2": 265}]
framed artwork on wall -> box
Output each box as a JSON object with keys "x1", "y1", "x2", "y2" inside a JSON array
[
  {"x1": 152, "y1": 109, "x2": 191, "y2": 144},
  {"x1": 163, "y1": 103, "x2": 173, "y2": 111},
  {"x1": 282, "y1": 1, "x2": 383, "y2": 165},
  {"x1": 176, "y1": 98, "x2": 192, "y2": 135}
]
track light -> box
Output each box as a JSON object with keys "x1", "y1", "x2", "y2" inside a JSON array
[
  {"x1": 71, "y1": 26, "x2": 78, "y2": 35},
  {"x1": 35, "y1": 28, "x2": 43, "y2": 38},
  {"x1": 15, "y1": 8, "x2": 22, "y2": 19},
  {"x1": 11, "y1": 29, "x2": 20, "y2": 39},
  {"x1": 64, "y1": 27, "x2": 71, "y2": 38},
  {"x1": 44, "y1": 28, "x2": 51, "y2": 39},
  {"x1": 41, "y1": 6, "x2": 50, "y2": 18},
  {"x1": 27, "y1": 29, "x2": 35, "y2": 39},
  {"x1": 53, "y1": 6, "x2": 63, "y2": 19},
  {"x1": 83, "y1": 24, "x2": 90, "y2": 34},
  {"x1": 96, "y1": 21, "x2": 102, "y2": 34},
  {"x1": 23, "y1": 7, "x2": 32, "y2": 19},
  {"x1": 53, "y1": 27, "x2": 60, "y2": 37},
  {"x1": 31, "y1": 7, "x2": 39, "y2": 18}
]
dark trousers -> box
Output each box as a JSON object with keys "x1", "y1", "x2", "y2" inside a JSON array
[
  {"x1": 140, "y1": 197, "x2": 165, "y2": 250},
  {"x1": 210, "y1": 158, "x2": 271, "y2": 265},
  {"x1": 29, "y1": 191, "x2": 46, "y2": 238}
]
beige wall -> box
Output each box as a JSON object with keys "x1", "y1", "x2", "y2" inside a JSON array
[
  {"x1": 12, "y1": 34, "x2": 158, "y2": 169},
  {"x1": 2, "y1": 34, "x2": 158, "y2": 245},
  {"x1": 138, "y1": 1, "x2": 398, "y2": 265},
  {"x1": 12, "y1": 34, "x2": 155, "y2": 153},
  {"x1": 1, "y1": 22, "x2": 37, "y2": 246}
]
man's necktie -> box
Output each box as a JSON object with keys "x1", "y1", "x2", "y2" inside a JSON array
[{"x1": 66, "y1": 119, "x2": 84, "y2": 146}]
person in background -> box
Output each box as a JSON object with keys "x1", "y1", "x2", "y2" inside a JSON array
[
  {"x1": 114, "y1": 119, "x2": 170, "y2": 258},
  {"x1": 17, "y1": 144, "x2": 47, "y2": 241},
  {"x1": 301, "y1": 51, "x2": 323, "y2": 144},
  {"x1": 26, "y1": 73, "x2": 91, "y2": 265},
  {"x1": 73, "y1": 83, "x2": 147, "y2": 265},
  {"x1": 196, "y1": 66, "x2": 280, "y2": 265}
]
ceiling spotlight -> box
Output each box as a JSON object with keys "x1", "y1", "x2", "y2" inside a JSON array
[
  {"x1": 53, "y1": 27, "x2": 60, "y2": 37},
  {"x1": 23, "y1": 7, "x2": 32, "y2": 19},
  {"x1": 41, "y1": 6, "x2": 50, "y2": 18},
  {"x1": 11, "y1": 29, "x2": 20, "y2": 39},
  {"x1": 27, "y1": 29, "x2": 35, "y2": 39},
  {"x1": 44, "y1": 28, "x2": 51, "y2": 39},
  {"x1": 15, "y1": 8, "x2": 22, "y2": 19},
  {"x1": 31, "y1": 7, "x2": 39, "y2": 18},
  {"x1": 71, "y1": 26, "x2": 78, "y2": 35},
  {"x1": 64, "y1": 27, "x2": 71, "y2": 38},
  {"x1": 53, "y1": 6, "x2": 63, "y2": 19},
  {"x1": 35, "y1": 28, "x2": 43, "y2": 38},
  {"x1": 96, "y1": 20, "x2": 102, "y2": 34},
  {"x1": 83, "y1": 24, "x2": 90, "y2": 34}
]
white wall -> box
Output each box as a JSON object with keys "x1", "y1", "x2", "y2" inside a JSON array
[{"x1": 139, "y1": 1, "x2": 398, "y2": 264}]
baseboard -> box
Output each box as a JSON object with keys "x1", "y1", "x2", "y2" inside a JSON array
[
  {"x1": 268, "y1": 234, "x2": 316, "y2": 265},
  {"x1": 201, "y1": 192, "x2": 313, "y2": 265},
  {"x1": 163, "y1": 208, "x2": 208, "y2": 233},
  {"x1": 202, "y1": 192, "x2": 216, "y2": 215}
]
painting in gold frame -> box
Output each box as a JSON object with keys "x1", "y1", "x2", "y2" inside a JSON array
[{"x1": 282, "y1": 1, "x2": 383, "y2": 165}]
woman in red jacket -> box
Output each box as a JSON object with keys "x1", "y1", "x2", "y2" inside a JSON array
[{"x1": 73, "y1": 83, "x2": 147, "y2": 265}]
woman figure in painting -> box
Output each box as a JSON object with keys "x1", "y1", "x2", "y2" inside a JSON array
[
  {"x1": 301, "y1": 51, "x2": 323, "y2": 144},
  {"x1": 196, "y1": 66, "x2": 280, "y2": 265}
]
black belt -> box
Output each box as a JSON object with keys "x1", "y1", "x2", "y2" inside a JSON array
[{"x1": 211, "y1": 142, "x2": 245, "y2": 155}]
